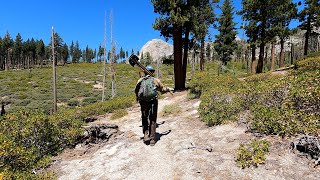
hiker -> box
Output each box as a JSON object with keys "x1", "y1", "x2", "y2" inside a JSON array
[{"x1": 135, "y1": 65, "x2": 173, "y2": 146}]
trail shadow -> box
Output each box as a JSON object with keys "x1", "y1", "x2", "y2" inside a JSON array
[
  {"x1": 155, "y1": 130, "x2": 171, "y2": 141},
  {"x1": 156, "y1": 121, "x2": 165, "y2": 128}
]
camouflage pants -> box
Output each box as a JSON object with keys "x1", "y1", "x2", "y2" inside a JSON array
[{"x1": 139, "y1": 100, "x2": 158, "y2": 141}]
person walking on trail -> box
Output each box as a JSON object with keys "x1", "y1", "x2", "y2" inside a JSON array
[{"x1": 135, "y1": 65, "x2": 173, "y2": 146}]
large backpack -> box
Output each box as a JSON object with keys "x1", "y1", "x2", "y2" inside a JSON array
[{"x1": 137, "y1": 77, "x2": 158, "y2": 102}]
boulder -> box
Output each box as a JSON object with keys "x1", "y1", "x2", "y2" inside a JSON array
[{"x1": 139, "y1": 39, "x2": 173, "y2": 62}]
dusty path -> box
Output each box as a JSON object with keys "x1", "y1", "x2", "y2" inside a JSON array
[{"x1": 51, "y1": 91, "x2": 320, "y2": 180}]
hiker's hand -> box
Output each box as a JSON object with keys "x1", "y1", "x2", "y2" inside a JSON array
[{"x1": 168, "y1": 87, "x2": 174, "y2": 95}]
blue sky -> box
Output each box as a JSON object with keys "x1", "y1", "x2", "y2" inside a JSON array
[{"x1": 0, "y1": 0, "x2": 301, "y2": 54}]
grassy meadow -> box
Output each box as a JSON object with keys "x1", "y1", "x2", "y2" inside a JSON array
[{"x1": 0, "y1": 62, "x2": 177, "y2": 113}]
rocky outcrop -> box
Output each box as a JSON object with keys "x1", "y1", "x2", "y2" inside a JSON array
[
  {"x1": 81, "y1": 124, "x2": 119, "y2": 144},
  {"x1": 139, "y1": 39, "x2": 173, "y2": 62}
]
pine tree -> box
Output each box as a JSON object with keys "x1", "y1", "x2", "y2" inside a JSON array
[
  {"x1": 152, "y1": 0, "x2": 217, "y2": 89},
  {"x1": 214, "y1": 0, "x2": 237, "y2": 65},
  {"x1": 29, "y1": 38, "x2": 36, "y2": 67},
  {"x1": 36, "y1": 39, "x2": 45, "y2": 67},
  {"x1": 273, "y1": 0, "x2": 297, "y2": 68},
  {"x1": 72, "y1": 41, "x2": 81, "y2": 63},
  {"x1": 49, "y1": 32, "x2": 64, "y2": 65},
  {"x1": 240, "y1": 0, "x2": 284, "y2": 73},
  {"x1": 69, "y1": 41, "x2": 74, "y2": 62},
  {"x1": 191, "y1": 0, "x2": 217, "y2": 71},
  {"x1": 298, "y1": 0, "x2": 320, "y2": 55},
  {"x1": 206, "y1": 43, "x2": 212, "y2": 61},
  {"x1": 61, "y1": 43, "x2": 69, "y2": 65},
  {"x1": 13, "y1": 33, "x2": 23, "y2": 69},
  {"x1": 2, "y1": 31, "x2": 13, "y2": 70}
]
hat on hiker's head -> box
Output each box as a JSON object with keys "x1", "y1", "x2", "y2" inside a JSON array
[{"x1": 146, "y1": 65, "x2": 155, "y2": 73}]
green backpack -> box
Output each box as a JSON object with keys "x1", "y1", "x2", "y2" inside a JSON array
[{"x1": 138, "y1": 77, "x2": 158, "y2": 102}]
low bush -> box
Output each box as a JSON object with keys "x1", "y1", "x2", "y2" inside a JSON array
[
  {"x1": 67, "y1": 98, "x2": 79, "y2": 107},
  {"x1": 188, "y1": 71, "x2": 212, "y2": 98},
  {"x1": 110, "y1": 109, "x2": 128, "y2": 120},
  {"x1": 193, "y1": 75, "x2": 245, "y2": 125},
  {"x1": 161, "y1": 103, "x2": 182, "y2": 116},
  {"x1": 0, "y1": 110, "x2": 83, "y2": 178},
  {"x1": 0, "y1": 95, "x2": 135, "y2": 178},
  {"x1": 190, "y1": 56, "x2": 320, "y2": 136},
  {"x1": 81, "y1": 97, "x2": 98, "y2": 106},
  {"x1": 235, "y1": 140, "x2": 270, "y2": 168}
]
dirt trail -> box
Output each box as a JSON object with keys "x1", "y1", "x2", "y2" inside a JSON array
[{"x1": 51, "y1": 91, "x2": 320, "y2": 180}]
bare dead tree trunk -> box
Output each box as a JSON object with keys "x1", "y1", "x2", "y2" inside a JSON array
[
  {"x1": 110, "y1": 10, "x2": 116, "y2": 98},
  {"x1": 102, "y1": 11, "x2": 107, "y2": 102},
  {"x1": 52, "y1": 26, "x2": 57, "y2": 113}
]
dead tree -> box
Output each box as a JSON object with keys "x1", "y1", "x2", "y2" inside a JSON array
[
  {"x1": 52, "y1": 26, "x2": 57, "y2": 113},
  {"x1": 102, "y1": 11, "x2": 107, "y2": 102}
]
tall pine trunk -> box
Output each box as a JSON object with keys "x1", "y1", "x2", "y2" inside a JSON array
[
  {"x1": 256, "y1": 42, "x2": 265, "y2": 73},
  {"x1": 200, "y1": 38, "x2": 205, "y2": 71},
  {"x1": 251, "y1": 46, "x2": 256, "y2": 74},
  {"x1": 304, "y1": 16, "x2": 311, "y2": 56},
  {"x1": 173, "y1": 25, "x2": 184, "y2": 90},
  {"x1": 264, "y1": 45, "x2": 268, "y2": 71},
  {"x1": 280, "y1": 38, "x2": 285, "y2": 68},
  {"x1": 182, "y1": 23, "x2": 190, "y2": 85},
  {"x1": 291, "y1": 43, "x2": 294, "y2": 65},
  {"x1": 271, "y1": 44, "x2": 275, "y2": 71}
]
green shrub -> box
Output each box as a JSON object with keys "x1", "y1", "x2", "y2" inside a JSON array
[
  {"x1": 161, "y1": 103, "x2": 182, "y2": 116},
  {"x1": 67, "y1": 98, "x2": 79, "y2": 107},
  {"x1": 199, "y1": 92, "x2": 243, "y2": 126},
  {"x1": 188, "y1": 71, "x2": 212, "y2": 98},
  {"x1": 192, "y1": 56, "x2": 320, "y2": 136},
  {"x1": 0, "y1": 95, "x2": 135, "y2": 177},
  {"x1": 110, "y1": 109, "x2": 128, "y2": 120},
  {"x1": 236, "y1": 140, "x2": 270, "y2": 168},
  {"x1": 191, "y1": 74, "x2": 244, "y2": 125},
  {"x1": 81, "y1": 97, "x2": 98, "y2": 106},
  {"x1": 0, "y1": 110, "x2": 83, "y2": 175}
]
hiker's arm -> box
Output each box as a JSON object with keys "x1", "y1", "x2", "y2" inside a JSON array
[{"x1": 154, "y1": 78, "x2": 171, "y2": 94}]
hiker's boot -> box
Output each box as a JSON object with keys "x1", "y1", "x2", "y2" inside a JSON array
[
  {"x1": 143, "y1": 131, "x2": 149, "y2": 143},
  {"x1": 150, "y1": 139, "x2": 156, "y2": 146}
]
